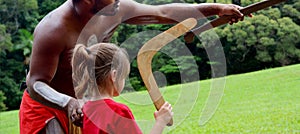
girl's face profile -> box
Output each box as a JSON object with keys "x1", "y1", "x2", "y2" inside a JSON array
[
  {"x1": 113, "y1": 78, "x2": 125, "y2": 97},
  {"x1": 118, "y1": 78, "x2": 125, "y2": 93}
]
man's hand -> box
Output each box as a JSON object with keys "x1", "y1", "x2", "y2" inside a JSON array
[
  {"x1": 65, "y1": 98, "x2": 83, "y2": 127},
  {"x1": 218, "y1": 4, "x2": 252, "y2": 25}
]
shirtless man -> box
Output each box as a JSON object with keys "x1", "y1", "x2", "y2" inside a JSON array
[{"x1": 19, "y1": 0, "x2": 245, "y2": 133}]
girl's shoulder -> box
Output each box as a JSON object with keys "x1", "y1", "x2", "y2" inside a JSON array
[
  {"x1": 103, "y1": 99, "x2": 134, "y2": 119},
  {"x1": 84, "y1": 99, "x2": 134, "y2": 119},
  {"x1": 104, "y1": 99, "x2": 131, "y2": 110}
]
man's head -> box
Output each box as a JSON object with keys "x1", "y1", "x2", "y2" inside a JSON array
[
  {"x1": 72, "y1": 0, "x2": 120, "y2": 16},
  {"x1": 91, "y1": 0, "x2": 120, "y2": 16}
]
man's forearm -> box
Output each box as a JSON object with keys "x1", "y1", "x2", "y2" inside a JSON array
[
  {"x1": 29, "y1": 81, "x2": 71, "y2": 108},
  {"x1": 158, "y1": 3, "x2": 224, "y2": 21},
  {"x1": 123, "y1": 1, "x2": 228, "y2": 24},
  {"x1": 194, "y1": 3, "x2": 225, "y2": 17},
  {"x1": 28, "y1": 81, "x2": 83, "y2": 126}
]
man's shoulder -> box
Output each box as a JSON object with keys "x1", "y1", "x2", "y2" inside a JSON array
[
  {"x1": 32, "y1": 16, "x2": 71, "y2": 52},
  {"x1": 35, "y1": 15, "x2": 68, "y2": 37},
  {"x1": 35, "y1": 5, "x2": 75, "y2": 37},
  {"x1": 33, "y1": 17, "x2": 73, "y2": 50}
]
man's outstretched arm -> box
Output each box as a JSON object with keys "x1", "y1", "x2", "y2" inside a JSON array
[{"x1": 122, "y1": 0, "x2": 243, "y2": 24}]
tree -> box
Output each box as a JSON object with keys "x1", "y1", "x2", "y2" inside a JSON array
[
  {"x1": 0, "y1": 91, "x2": 7, "y2": 111},
  {"x1": 275, "y1": 17, "x2": 300, "y2": 65},
  {"x1": 0, "y1": 25, "x2": 13, "y2": 52},
  {"x1": 0, "y1": 0, "x2": 39, "y2": 35},
  {"x1": 37, "y1": 0, "x2": 65, "y2": 16},
  {"x1": 0, "y1": 24, "x2": 24, "y2": 110},
  {"x1": 281, "y1": 4, "x2": 300, "y2": 25},
  {"x1": 213, "y1": 8, "x2": 300, "y2": 74},
  {"x1": 232, "y1": 0, "x2": 241, "y2": 5},
  {"x1": 14, "y1": 29, "x2": 33, "y2": 65},
  {"x1": 194, "y1": 0, "x2": 207, "y2": 3}
]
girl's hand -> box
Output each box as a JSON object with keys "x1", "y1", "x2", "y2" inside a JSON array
[{"x1": 154, "y1": 102, "x2": 174, "y2": 126}]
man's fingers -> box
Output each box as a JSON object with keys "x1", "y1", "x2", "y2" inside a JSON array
[
  {"x1": 76, "y1": 108, "x2": 83, "y2": 117},
  {"x1": 234, "y1": 9, "x2": 243, "y2": 17},
  {"x1": 73, "y1": 120, "x2": 83, "y2": 127},
  {"x1": 240, "y1": 16, "x2": 244, "y2": 21},
  {"x1": 71, "y1": 111, "x2": 77, "y2": 121},
  {"x1": 66, "y1": 98, "x2": 83, "y2": 127},
  {"x1": 233, "y1": 5, "x2": 244, "y2": 17},
  {"x1": 70, "y1": 115, "x2": 75, "y2": 121},
  {"x1": 231, "y1": 18, "x2": 236, "y2": 23},
  {"x1": 73, "y1": 108, "x2": 82, "y2": 120},
  {"x1": 71, "y1": 108, "x2": 83, "y2": 126}
]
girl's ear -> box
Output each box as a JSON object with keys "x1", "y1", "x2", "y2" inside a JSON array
[{"x1": 110, "y1": 70, "x2": 117, "y2": 83}]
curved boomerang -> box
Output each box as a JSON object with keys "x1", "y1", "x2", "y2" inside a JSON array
[
  {"x1": 137, "y1": 18, "x2": 197, "y2": 126},
  {"x1": 137, "y1": 0, "x2": 287, "y2": 127},
  {"x1": 184, "y1": 0, "x2": 287, "y2": 43}
]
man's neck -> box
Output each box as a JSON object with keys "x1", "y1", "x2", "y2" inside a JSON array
[{"x1": 67, "y1": 0, "x2": 92, "y2": 26}]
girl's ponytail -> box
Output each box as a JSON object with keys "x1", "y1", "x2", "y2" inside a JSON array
[{"x1": 72, "y1": 44, "x2": 96, "y2": 99}]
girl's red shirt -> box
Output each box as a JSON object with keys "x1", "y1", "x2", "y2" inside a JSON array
[{"x1": 82, "y1": 99, "x2": 142, "y2": 134}]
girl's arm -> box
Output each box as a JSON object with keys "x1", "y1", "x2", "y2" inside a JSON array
[{"x1": 150, "y1": 102, "x2": 173, "y2": 134}]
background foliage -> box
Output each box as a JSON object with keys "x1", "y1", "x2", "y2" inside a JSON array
[{"x1": 0, "y1": 0, "x2": 299, "y2": 111}]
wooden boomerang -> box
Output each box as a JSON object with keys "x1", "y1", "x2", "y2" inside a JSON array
[
  {"x1": 137, "y1": 18, "x2": 197, "y2": 126},
  {"x1": 184, "y1": 0, "x2": 287, "y2": 43}
]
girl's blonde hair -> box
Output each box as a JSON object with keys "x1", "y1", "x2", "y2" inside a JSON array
[{"x1": 71, "y1": 43, "x2": 130, "y2": 99}]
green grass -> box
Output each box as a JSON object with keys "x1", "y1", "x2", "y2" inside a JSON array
[
  {"x1": 0, "y1": 110, "x2": 19, "y2": 134},
  {"x1": 1, "y1": 64, "x2": 300, "y2": 133}
]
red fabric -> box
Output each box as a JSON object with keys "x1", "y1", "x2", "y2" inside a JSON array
[
  {"x1": 19, "y1": 91, "x2": 69, "y2": 134},
  {"x1": 82, "y1": 99, "x2": 142, "y2": 134}
]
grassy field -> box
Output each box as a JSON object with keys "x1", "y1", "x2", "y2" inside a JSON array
[{"x1": 1, "y1": 64, "x2": 299, "y2": 133}]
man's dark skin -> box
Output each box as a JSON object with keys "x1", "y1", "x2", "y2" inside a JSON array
[{"x1": 24, "y1": 0, "x2": 245, "y2": 133}]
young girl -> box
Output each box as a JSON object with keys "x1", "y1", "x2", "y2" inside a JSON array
[{"x1": 72, "y1": 43, "x2": 173, "y2": 134}]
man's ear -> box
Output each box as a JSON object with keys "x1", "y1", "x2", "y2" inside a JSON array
[{"x1": 83, "y1": 0, "x2": 94, "y2": 5}]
